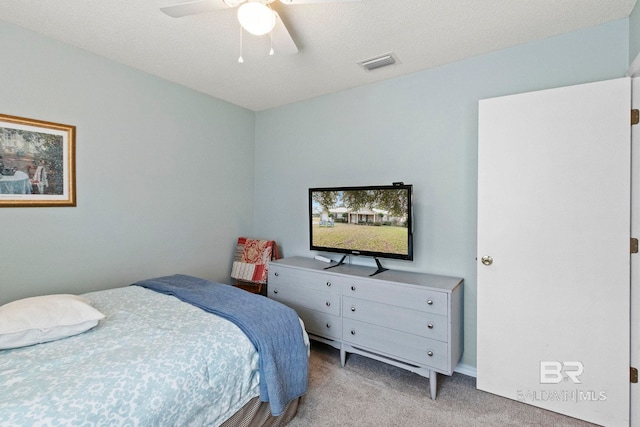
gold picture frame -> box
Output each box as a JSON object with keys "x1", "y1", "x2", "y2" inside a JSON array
[{"x1": 0, "y1": 114, "x2": 76, "y2": 207}]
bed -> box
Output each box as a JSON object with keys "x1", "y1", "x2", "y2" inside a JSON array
[{"x1": 0, "y1": 275, "x2": 309, "y2": 426}]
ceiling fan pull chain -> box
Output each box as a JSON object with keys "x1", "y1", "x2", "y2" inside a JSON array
[
  {"x1": 269, "y1": 32, "x2": 275, "y2": 56},
  {"x1": 238, "y1": 25, "x2": 244, "y2": 63},
  {"x1": 267, "y1": 2, "x2": 275, "y2": 56}
]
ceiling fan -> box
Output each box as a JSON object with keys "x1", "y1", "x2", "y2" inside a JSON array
[{"x1": 160, "y1": 0, "x2": 358, "y2": 56}]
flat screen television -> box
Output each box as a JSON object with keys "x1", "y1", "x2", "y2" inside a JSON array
[{"x1": 309, "y1": 184, "x2": 413, "y2": 274}]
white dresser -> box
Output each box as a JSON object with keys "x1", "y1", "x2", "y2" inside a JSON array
[{"x1": 268, "y1": 256, "x2": 463, "y2": 399}]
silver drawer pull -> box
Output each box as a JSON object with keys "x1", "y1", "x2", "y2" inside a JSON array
[
  {"x1": 326, "y1": 323, "x2": 331, "y2": 328},
  {"x1": 351, "y1": 306, "x2": 356, "y2": 312},
  {"x1": 427, "y1": 323, "x2": 434, "y2": 329},
  {"x1": 427, "y1": 299, "x2": 433, "y2": 305},
  {"x1": 273, "y1": 289, "x2": 278, "y2": 294},
  {"x1": 350, "y1": 329, "x2": 356, "y2": 335},
  {"x1": 427, "y1": 351, "x2": 434, "y2": 357},
  {"x1": 325, "y1": 301, "x2": 331, "y2": 307},
  {"x1": 274, "y1": 272, "x2": 279, "y2": 277},
  {"x1": 326, "y1": 281, "x2": 331, "y2": 287},
  {"x1": 351, "y1": 285, "x2": 356, "y2": 291}
]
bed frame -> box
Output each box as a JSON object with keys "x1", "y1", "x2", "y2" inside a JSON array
[{"x1": 221, "y1": 396, "x2": 300, "y2": 427}]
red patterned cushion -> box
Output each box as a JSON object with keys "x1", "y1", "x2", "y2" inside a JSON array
[{"x1": 231, "y1": 237, "x2": 278, "y2": 284}]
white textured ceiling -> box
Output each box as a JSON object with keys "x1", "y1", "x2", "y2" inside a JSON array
[{"x1": 0, "y1": 0, "x2": 637, "y2": 111}]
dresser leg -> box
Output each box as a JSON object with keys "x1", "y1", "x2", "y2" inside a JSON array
[
  {"x1": 340, "y1": 348, "x2": 346, "y2": 367},
  {"x1": 429, "y1": 370, "x2": 437, "y2": 399}
]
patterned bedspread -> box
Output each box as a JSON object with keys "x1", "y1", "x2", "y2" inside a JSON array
[
  {"x1": 134, "y1": 274, "x2": 308, "y2": 416},
  {"x1": 0, "y1": 286, "x2": 263, "y2": 426}
]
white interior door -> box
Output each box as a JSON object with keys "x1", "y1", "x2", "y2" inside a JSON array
[
  {"x1": 631, "y1": 77, "x2": 640, "y2": 426},
  {"x1": 477, "y1": 78, "x2": 631, "y2": 426}
]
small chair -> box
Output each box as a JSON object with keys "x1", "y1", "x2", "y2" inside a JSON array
[{"x1": 231, "y1": 237, "x2": 279, "y2": 295}]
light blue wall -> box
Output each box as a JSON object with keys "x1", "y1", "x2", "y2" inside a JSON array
[
  {"x1": 0, "y1": 21, "x2": 256, "y2": 305},
  {"x1": 0, "y1": 15, "x2": 631, "y2": 370},
  {"x1": 254, "y1": 19, "x2": 630, "y2": 370}
]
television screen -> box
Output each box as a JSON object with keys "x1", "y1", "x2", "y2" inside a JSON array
[{"x1": 309, "y1": 184, "x2": 413, "y2": 261}]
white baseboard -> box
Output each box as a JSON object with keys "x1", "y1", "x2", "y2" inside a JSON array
[{"x1": 454, "y1": 363, "x2": 477, "y2": 378}]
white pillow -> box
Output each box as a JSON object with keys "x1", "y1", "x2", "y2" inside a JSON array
[{"x1": 0, "y1": 294, "x2": 105, "y2": 350}]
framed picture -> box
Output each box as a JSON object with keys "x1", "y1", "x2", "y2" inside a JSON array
[{"x1": 0, "y1": 114, "x2": 76, "y2": 207}]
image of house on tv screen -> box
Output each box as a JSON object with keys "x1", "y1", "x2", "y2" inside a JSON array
[{"x1": 310, "y1": 188, "x2": 411, "y2": 257}]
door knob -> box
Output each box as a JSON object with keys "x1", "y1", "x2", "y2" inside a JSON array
[{"x1": 481, "y1": 256, "x2": 493, "y2": 266}]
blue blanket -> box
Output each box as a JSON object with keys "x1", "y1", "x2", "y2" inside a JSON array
[{"x1": 133, "y1": 274, "x2": 308, "y2": 416}]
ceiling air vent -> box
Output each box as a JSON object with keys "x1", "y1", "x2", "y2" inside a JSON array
[{"x1": 358, "y1": 52, "x2": 397, "y2": 71}]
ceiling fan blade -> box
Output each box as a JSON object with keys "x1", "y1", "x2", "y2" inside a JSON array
[
  {"x1": 279, "y1": 0, "x2": 359, "y2": 4},
  {"x1": 160, "y1": 0, "x2": 231, "y2": 18},
  {"x1": 271, "y1": 12, "x2": 298, "y2": 55}
]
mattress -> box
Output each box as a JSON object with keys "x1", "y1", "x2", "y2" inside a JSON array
[{"x1": 0, "y1": 285, "x2": 299, "y2": 426}]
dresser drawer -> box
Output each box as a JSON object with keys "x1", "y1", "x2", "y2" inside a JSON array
[
  {"x1": 294, "y1": 306, "x2": 342, "y2": 341},
  {"x1": 269, "y1": 266, "x2": 344, "y2": 293},
  {"x1": 343, "y1": 279, "x2": 448, "y2": 316},
  {"x1": 343, "y1": 319, "x2": 448, "y2": 371},
  {"x1": 342, "y1": 296, "x2": 448, "y2": 342},
  {"x1": 269, "y1": 281, "x2": 340, "y2": 316}
]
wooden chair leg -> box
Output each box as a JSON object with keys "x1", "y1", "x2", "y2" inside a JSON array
[{"x1": 233, "y1": 280, "x2": 264, "y2": 295}]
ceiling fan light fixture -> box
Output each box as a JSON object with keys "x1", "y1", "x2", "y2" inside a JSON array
[{"x1": 237, "y1": 2, "x2": 276, "y2": 36}]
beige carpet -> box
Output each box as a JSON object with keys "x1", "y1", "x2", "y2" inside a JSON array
[{"x1": 288, "y1": 342, "x2": 598, "y2": 427}]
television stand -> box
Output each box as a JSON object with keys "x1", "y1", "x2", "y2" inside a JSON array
[
  {"x1": 370, "y1": 257, "x2": 388, "y2": 276},
  {"x1": 323, "y1": 255, "x2": 388, "y2": 276},
  {"x1": 323, "y1": 255, "x2": 347, "y2": 270}
]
